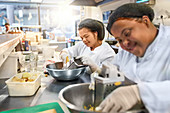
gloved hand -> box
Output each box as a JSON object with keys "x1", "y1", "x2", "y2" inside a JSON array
[
  {"x1": 96, "y1": 85, "x2": 142, "y2": 113},
  {"x1": 89, "y1": 71, "x2": 99, "y2": 90},
  {"x1": 101, "y1": 62, "x2": 125, "y2": 79},
  {"x1": 59, "y1": 51, "x2": 70, "y2": 63},
  {"x1": 76, "y1": 56, "x2": 101, "y2": 73}
]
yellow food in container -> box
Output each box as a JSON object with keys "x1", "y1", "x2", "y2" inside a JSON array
[
  {"x1": 11, "y1": 72, "x2": 38, "y2": 82},
  {"x1": 5, "y1": 72, "x2": 41, "y2": 96}
]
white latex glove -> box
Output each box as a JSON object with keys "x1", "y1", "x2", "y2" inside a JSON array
[
  {"x1": 96, "y1": 85, "x2": 142, "y2": 113},
  {"x1": 76, "y1": 56, "x2": 101, "y2": 73},
  {"x1": 59, "y1": 51, "x2": 70, "y2": 63},
  {"x1": 101, "y1": 62, "x2": 125, "y2": 79}
]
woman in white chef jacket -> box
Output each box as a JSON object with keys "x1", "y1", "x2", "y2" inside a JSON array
[
  {"x1": 60, "y1": 18, "x2": 116, "y2": 73},
  {"x1": 96, "y1": 3, "x2": 170, "y2": 113}
]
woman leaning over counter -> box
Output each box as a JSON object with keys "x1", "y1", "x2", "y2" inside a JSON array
[
  {"x1": 96, "y1": 3, "x2": 170, "y2": 113},
  {"x1": 60, "y1": 18, "x2": 115, "y2": 73}
]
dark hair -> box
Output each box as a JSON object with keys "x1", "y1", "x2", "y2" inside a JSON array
[
  {"x1": 107, "y1": 3, "x2": 154, "y2": 35},
  {"x1": 78, "y1": 18, "x2": 105, "y2": 41},
  {"x1": 5, "y1": 23, "x2": 10, "y2": 26}
]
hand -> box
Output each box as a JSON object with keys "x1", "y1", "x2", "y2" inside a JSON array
[
  {"x1": 89, "y1": 71, "x2": 99, "y2": 90},
  {"x1": 60, "y1": 51, "x2": 70, "y2": 63},
  {"x1": 96, "y1": 85, "x2": 142, "y2": 113},
  {"x1": 101, "y1": 62, "x2": 124, "y2": 79},
  {"x1": 76, "y1": 56, "x2": 101, "y2": 73}
]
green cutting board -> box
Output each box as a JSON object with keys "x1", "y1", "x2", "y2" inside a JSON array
[{"x1": 0, "y1": 102, "x2": 64, "y2": 113}]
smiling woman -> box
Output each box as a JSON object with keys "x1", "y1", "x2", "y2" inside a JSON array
[
  {"x1": 111, "y1": 17, "x2": 155, "y2": 57},
  {"x1": 59, "y1": 18, "x2": 116, "y2": 74},
  {"x1": 96, "y1": 3, "x2": 170, "y2": 113},
  {"x1": 78, "y1": 19, "x2": 105, "y2": 51}
]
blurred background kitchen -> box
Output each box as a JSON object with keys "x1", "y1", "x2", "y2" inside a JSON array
[
  {"x1": 1, "y1": 0, "x2": 170, "y2": 112},
  {"x1": 1, "y1": 0, "x2": 170, "y2": 75}
]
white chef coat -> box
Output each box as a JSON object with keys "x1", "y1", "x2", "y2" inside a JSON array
[
  {"x1": 112, "y1": 24, "x2": 170, "y2": 113},
  {"x1": 64, "y1": 41, "x2": 115, "y2": 67}
]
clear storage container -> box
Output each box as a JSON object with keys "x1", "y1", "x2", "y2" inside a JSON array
[{"x1": 5, "y1": 72, "x2": 41, "y2": 96}]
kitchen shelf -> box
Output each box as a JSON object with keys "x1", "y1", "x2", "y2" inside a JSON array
[{"x1": 0, "y1": 34, "x2": 22, "y2": 67}]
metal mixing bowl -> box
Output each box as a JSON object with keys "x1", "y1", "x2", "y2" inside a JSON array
[
  {"x1": 59, "y1": 83, "x2": 96, "y2": 113},
  {"x1": 46, "y1": 62, "x2": 87, "y2": 81},
  {"x1": 59, "y1": 83, "x2": 148, "y2": 113}
]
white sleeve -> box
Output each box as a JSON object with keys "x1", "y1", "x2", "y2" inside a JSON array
[
  {"x1": 100, "y1": 48, "x2": 115, "y2": 66},
  {"x1": 112, "y1": 48, "x2": 124, "y2": 68},
  {"x1": 138, "y1": 81, "x2": 170, "y2": 113},
  {"x1": 62, "y1": 42, "x2": 83, "y2": 58}
]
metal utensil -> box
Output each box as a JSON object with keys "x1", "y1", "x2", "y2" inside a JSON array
[
  {"x1": 90, "y1": 62, "x2": 125, "y2": 110},
  {"x1": 93, "y1": 75, "x2": 124, "y2": 109},
  {"x1": 73, "y1": 57, "x2": 84, "y2": 66},
  {"x1": 67, "y1": 57, "x2": 84, "y2": 69}
]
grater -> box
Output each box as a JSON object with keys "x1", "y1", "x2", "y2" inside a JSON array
[
  {"x1": 93, "y1": 74, "x2": 125, "y2": 108},
  {"x1": 93, "y1": 75, "x2": 147, "y2": 113},
  {"x1": 89, "y1": 63, "x2": 141, "y2": 112}
]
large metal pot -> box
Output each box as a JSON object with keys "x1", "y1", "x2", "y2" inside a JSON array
[
  {"x1": 59, "y1": 83, "x2": 148, "y2": 113},
  {"x1": 46, "y1": 62, "x2": 87, "y2": 81}
]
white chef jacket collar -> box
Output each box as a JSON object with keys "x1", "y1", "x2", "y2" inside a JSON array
[
  {"x1": 134, "y1": 24, "x2": 164, "y2": 62},
  {"x1": 88, "y1": 42, "x2": 104, "y2": 52}
]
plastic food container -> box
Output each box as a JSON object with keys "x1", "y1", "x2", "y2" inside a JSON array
[{"x1": 5, "y1": 72, "x2": 41, "y2": 96}]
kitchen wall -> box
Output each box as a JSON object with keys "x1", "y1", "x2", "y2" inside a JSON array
[
  {"x1": 82, "y1": 0, "x2": 170, "y2": 25},
  {"x1": 152, "y1": 0, "x2": 170, "y2": 25},
  {"x1": 80, "y1": 6, "x2": 103, "y2": 21},
  {"x1": 99, "y1": 0, "x2": 170, "y2": 25},
  {"x1": 80, "y1": 5, "x2": 110, "y2": 39},
  {"x1": 81, "y1": 0, "x2": 135, "y2": 39},
  {"x1": 99, "y1": 0, "x2": 135, "y2": 39},
  {"x1": 81, "y1": 0, "x2": 170, "y2": 39}
]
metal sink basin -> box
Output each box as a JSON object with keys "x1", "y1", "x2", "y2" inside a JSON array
[{"x1": 59, "y1": 83, "x2": 148, "y2": 113}]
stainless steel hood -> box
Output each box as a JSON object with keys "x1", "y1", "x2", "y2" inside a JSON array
[
  {"x1": 0, "y1": 0, "x2": 114, "y2": 6},
  {"x1": 70, "y1": 0, "x2": 98, "y2": 6},
  {"x1": 70, "y1": 0, "x2": 113, "y2": 6}
]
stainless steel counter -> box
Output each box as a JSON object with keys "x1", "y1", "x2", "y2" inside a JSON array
[{"x1": 0, "y1": 73, "x2": 91, "y2": 112}]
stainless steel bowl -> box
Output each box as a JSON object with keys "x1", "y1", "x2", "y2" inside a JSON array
[
  {"x1": 59, "y1": 83, "x2": 95, "y2": 113},
  {"x1": 46, "y1": 62, "x2": 87, "y2": 81},
  {"x1": 59, "y1": 83, "x2": 148, "y2": 113}
]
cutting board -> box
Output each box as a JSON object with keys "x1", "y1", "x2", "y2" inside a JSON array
[{"x1": 1, "y1": 102, "x2": 64, "y2": 113}]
